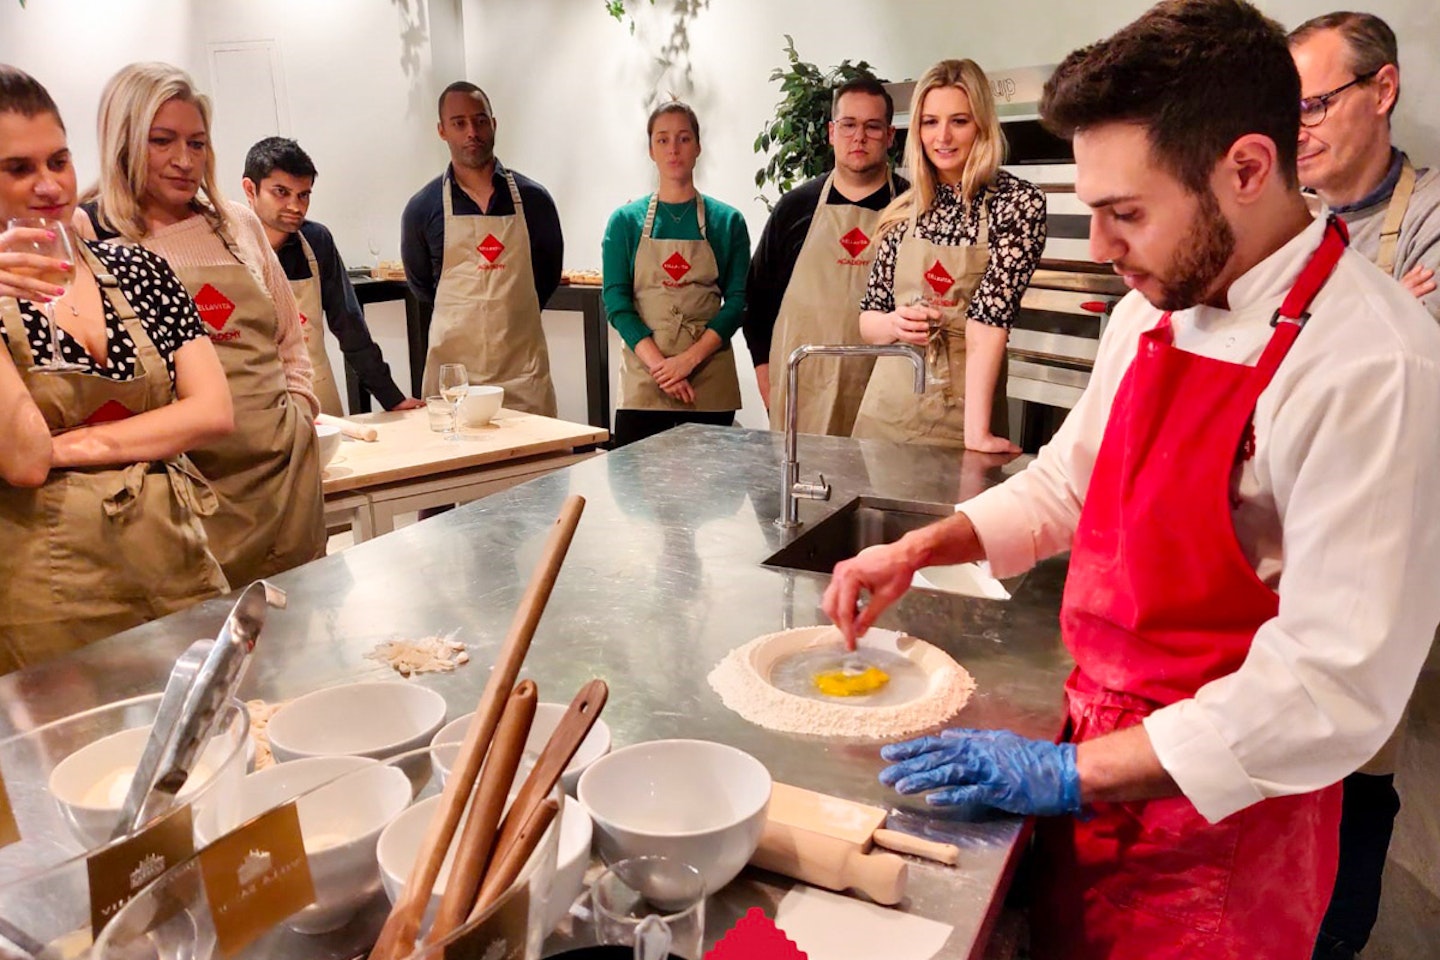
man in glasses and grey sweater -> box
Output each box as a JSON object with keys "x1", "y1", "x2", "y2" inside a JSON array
[
  {"x1": 1290, "y1": 14, "x2": 1440, "y2": 959},
  {"x1": 1291, "y1": 12, "x2": 1440, "y2": 323}
]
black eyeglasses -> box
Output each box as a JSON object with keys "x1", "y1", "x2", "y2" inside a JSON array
[{"x1": 1299, "y1": 70, "x2": 1379, "y2": 128}]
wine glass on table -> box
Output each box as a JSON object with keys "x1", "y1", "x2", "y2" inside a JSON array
[
  {"x1": 437, "y1": 363, "x2": 468, "y2": 441},
  {"x1": 5, "y1": 217, "x2": 84, "y2": 372}
]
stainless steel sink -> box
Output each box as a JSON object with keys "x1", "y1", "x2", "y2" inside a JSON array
[{"x1": 762, "y1": 496, "x2": 954, "y2": 575}]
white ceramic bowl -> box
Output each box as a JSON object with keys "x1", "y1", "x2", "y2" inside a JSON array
[
  {"x1": 429, "y1": 703, "x2": 612, "y2": 796},
  {"x1": 459, "y1": 385, "x2": 504, "y2": 426},
  {"x1": 376, "y1": 786, "x2": 586, "y2": 934},
  {"x1": 314, "y1": 423, "x2": 342, "y2": 467},
  {"x1": 48, "y1": 706, "x2": 250, "y2": 849},
  {"x1": 194, "y1": 755, "x2": 411, "y2": 933},
  {"x1": 266, "y1": 682, "x2": 447, "y2": 794},
  {"x1": 577, "y1": 739, "x2": 770, "y2": 894}
]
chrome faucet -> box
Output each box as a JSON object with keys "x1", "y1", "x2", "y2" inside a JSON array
[{"x1": 775, "y1": 343, "x2": 926, "y2": 528}]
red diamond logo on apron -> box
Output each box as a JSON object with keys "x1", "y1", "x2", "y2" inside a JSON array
[
  {"x1": 924, "y1": 260, "x2": 955, "y2": 295},
  {"x1": 82, "y1": 399, "x2": 135, "y2": 425},
  {"x1": 477, "y1": 234, "x2": 506, "y2": 263},
  {"x1": 840, "y1": 227, "x2": 871, "y2": 257},
  {"x1": 663, "y1": 252, "x2": 691, "y2": 281},
  {"x1": 192, "y1": 283, "x2": 236, "y2": 331}
]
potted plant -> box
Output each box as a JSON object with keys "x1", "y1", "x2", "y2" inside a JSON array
[{"x1": 753, "y1": 36, "x2": 893, "y2": 207}]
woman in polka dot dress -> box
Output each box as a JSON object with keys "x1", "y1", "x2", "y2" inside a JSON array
[
  {"x1": 78, "y1": 62, "x2": 327, "y2": 587},
  {"x1": 0, "y1": 66, "x2": 232, "y2": 674}
]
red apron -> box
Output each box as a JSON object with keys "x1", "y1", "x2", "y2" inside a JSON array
[{"x1": 1032, "y1": 218, "x2": 1349, "y2": 960}]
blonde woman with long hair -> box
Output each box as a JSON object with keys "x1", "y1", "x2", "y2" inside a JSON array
[
  {"x1": 77, "y1": 62, "x2": 325, "y2": 586},
  {"x1": 854, "y1": 59, "x2": 1046, "y2": 451}
]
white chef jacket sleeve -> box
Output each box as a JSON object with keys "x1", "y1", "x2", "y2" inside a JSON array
[
  {"x1": 958, "y1": 301, "x2": 1146, "y2": 578},
  {"x1": 1145, "y1": 341, "x2": 1440, "y2": 822}
]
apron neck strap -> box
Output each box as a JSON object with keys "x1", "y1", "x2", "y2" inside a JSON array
[
  {"x1": 1375, "y1": 155, "x2": 1416, "y2": 275},
  {"x1": 78, "y1": 243, "x2": 138, "y2": 324},
  {"x1": 501, "y1": 169, "x2": 523, "y2": 209},
  {"x1": 0, "y1": 296, "x2": 33, "y2": 368},
  {"x1": 975, "y1": 185, "x2": 991, "y2": 248},
  {"x1": 641, "y1": 193, "x2": 706, "y2": 239},
  {"x1": 1273, "y1": 215, "x2": 1348, "y2": 327},
  {"x1": 817, "y1": 173, "x2": 834, "y2": 207},
  {"x1": 296, "y1": 230, "x2": 320, "y2": 273}
]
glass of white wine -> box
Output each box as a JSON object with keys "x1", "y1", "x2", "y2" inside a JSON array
[
  {"x1": 6, "y1": 217, "x2": 84, "y2": 373},
  {"x1": 437, "y1": 362, "x2": 468, "y2": 441}
]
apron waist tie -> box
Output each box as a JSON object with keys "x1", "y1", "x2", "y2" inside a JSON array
[{"x1": 102, "y1": 456, "x2": 219, "y2": 519}]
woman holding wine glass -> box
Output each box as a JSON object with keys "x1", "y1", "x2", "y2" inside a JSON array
[
  {"x1": 0, "y1": 65, "x2": 232, "y2": 674},
  {"x1": 78, "y1": 61, "x2": 326, "y2": 586},
  {"x1": 854, "y1": 59, "x2": 1046, "y2": 451}
]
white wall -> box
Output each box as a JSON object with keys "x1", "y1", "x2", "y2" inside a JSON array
[{"x1": 4, "y1": 0, "x2": 1438, "y2": 421}]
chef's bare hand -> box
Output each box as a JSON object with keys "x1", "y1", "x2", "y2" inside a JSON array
[
  {"x1": 0, "y1": 227, "x2": 69, "y2": 302},
  {"x1": 822, "y1": 542, "x2": 918, "y2": 650},
  {"x1": 890, "y1": 302, "x2": 938, "y2": 346},
  {"x1": 1401, "y1": 264, "x2": 1437, "y2": 300},
  {"x1": 388, "y1": 397, "x2": 425, "y2": 411}
]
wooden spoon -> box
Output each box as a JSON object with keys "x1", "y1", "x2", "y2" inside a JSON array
[
  {"x1": 366, "y1": 494, "x2": 586, "y2": 960},
  {"x1": 428, "y1": 679, "x2": 537, "y2": 943},
  {"x1": 474, "y1": 678, "x2": 608, "y2": 906}
]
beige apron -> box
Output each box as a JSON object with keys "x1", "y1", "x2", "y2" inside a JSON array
[
  {"x1": 619, "y1": 194, "x2": 742, "y2": 412},
  {"x1": 421, "y1": 170, "x2": 557, "y2": 416},
  {"x1": 0, "y1": 244, "x2": 227, "y2": 674},
  {"x1": 767, "y1": 173, "x2": 893, "y2": 435},
  {"x1": 1357, "y1": 157, "x2": 1419, "y2": 776},
  {"x1": 1375, "y1": 155, "x2": 1417, "y2": 277},
  {"x1": 162, "y1": 224, "x2": 326, "y2": 586},
  {"x1": 290, "y1": 231, "x2": 344, "y2": 417},
  {"x1": 851, "y1": 196, "x2": 1007, "y2": 448}
]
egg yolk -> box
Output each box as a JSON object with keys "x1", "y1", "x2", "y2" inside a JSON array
[{"x1": 813, "y1": 666, "x2": 890, "y2": 697}]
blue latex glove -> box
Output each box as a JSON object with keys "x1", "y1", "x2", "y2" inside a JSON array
[{"x1": 879, "y1": 728, "x2": 1082, "y2": 818}]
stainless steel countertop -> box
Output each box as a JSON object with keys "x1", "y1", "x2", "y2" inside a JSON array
[{"x1": 0, "y1": 426, "x2": 1073, "y2": 959}]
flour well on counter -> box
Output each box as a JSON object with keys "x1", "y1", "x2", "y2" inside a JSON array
[
  {"x1": 366, "y1": 634, "x2": 470, "y2": 677},
  {"x1": 708, "y1": 627, "x2": 976, "y2": 739}
]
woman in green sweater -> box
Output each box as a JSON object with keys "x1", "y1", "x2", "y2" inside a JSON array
[{"x1": 601, "y1": 100, "x2": 750, "y2": 447}]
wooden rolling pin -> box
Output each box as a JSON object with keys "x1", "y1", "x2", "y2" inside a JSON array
[
  {"x1": 751, "y1": 819, "x2": 908, "y2": 905},
  {"x1": 873, "y1": 828, "x2": 961, "y2": 867},
  {"x1": 316, "y1": 413, "x2": 378, "y2": 442}
]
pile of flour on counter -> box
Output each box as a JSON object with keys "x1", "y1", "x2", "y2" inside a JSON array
[{"x1": 707, "y1": 629, "x2": 976, "y2": 739}]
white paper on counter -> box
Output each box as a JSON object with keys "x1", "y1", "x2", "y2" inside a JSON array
[
  {"x1": 912, "y1": 562, "x2": 1011, "y2": 600},
  {"x1": 774, "y1": 886, "x2": 954, "y2": 960}
]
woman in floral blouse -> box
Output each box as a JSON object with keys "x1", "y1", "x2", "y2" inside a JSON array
[{"x1": 854, "y1": 58, "x2": 1046, "y2": 451}]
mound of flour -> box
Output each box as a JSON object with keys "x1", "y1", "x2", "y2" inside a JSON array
[{"x1": 707, "y1": 629, "x2": 976, "y2": 739}]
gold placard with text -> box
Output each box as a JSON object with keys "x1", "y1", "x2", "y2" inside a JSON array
[
  {"x1": 0, "y1": 770, "x2": 19, "y2": 848},
  {"x1": 198, "y1": 801, "x2": 315, "y2": 957},
  {"x1": 86, "y1": 803, "x2": 195, "y2": 935},
  {"x1": 444, "y1": 886, "x2": 530, "y2": 960}
]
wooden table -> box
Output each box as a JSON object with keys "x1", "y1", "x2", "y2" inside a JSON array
[{"x1": 320, "y1": 406, "x2": 607, "y2": 541}]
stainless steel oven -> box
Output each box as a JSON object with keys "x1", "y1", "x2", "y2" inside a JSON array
[{"x1": 886, "y1": 68, "x2": 1125, "y2": 450}]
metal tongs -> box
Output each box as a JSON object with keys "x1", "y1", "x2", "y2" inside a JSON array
[{"x1": 110, "y1": 581, "x2": 286, "y2": 841}]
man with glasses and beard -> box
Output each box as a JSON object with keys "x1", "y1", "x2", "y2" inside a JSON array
[
  {"x1": 1289, "y1": 14, "x2": 1440, "y2": 958},
  {"x1": 742, "y1": 77, "x2": 907, "y2": 435},
  {"x1": 822, "y1": 1, "x2": 1440, "y2": 957},
  {"x1": 1290, "y1": 12, "x2": 1440, "y2": 322}
]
